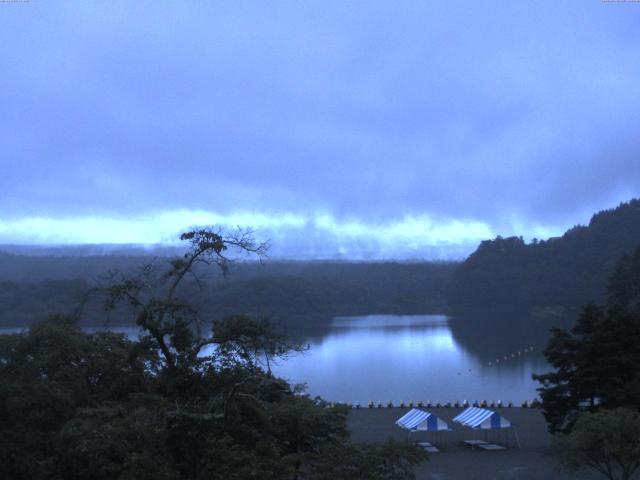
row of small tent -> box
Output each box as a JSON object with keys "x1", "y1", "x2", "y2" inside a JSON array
[{"x1": 396, "y1": 407, "x2": 513, "y2": 431}]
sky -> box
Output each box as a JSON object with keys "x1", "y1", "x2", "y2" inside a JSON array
[{"x1": 1, "y1": 1, "x2": 639, "y2": 259}]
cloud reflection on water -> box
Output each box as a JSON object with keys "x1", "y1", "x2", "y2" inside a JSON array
[{"x1": 275, "y1": 314, "x2": 547, "y2": 403}]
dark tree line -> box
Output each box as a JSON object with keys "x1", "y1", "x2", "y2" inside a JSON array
[
  {"x1": 448, "y1": 199, "x2": 640, "y2": 312},
  {"x1": 0, "y1": 256, "x2": 455, "y2": 328}
]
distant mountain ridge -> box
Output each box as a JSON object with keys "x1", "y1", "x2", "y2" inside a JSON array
[{"x1": 448, "y1": 199, "x2": 640, "y2": 311}]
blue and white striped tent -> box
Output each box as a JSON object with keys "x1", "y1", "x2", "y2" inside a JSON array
[
  {"x1": 396, "y1": 408, "x2": 451, "y2": 432},
  {"x1": 452, "y1": 407, "x2": 512, "y2": 430}
]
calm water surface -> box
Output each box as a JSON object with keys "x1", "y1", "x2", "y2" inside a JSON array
[
  {"x1": 1, "y1": 314, "x2": 549, "y2": 403},
  {"x1": 274, "y1": 315, "x2": 548, "y2": 404}
]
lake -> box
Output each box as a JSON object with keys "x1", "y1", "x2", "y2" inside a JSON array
[
  {"x1": 276, "y1": 314, "x2": 548, "y2": 404},
  {"x1": 0, "y1": 313, "x2": 550, "y2": 404}
]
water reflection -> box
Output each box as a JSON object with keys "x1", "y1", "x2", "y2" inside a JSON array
[
  {"x1": 331, "y1": 314, "x2": 449, "y2": 329},
  {"x1": 448, "y1": 309, "x2": 562, "y2": 361},
  {"x1": 275, "y1": 314, "x2": 548, "y2": 403}
]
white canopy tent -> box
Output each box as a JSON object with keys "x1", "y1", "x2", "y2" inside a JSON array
[
  {"x1": 452, "y1": 407, "x2": 520, "y2": 448},
  {"x1": 452, "y1": 407, "x2": 512, "y2": 429},
  {"x1": 395, "y1": 408, "x2": 451, "y2": 446},
  {"x1": 396, "y1": 408, "x2": 451, "y2": 432}
]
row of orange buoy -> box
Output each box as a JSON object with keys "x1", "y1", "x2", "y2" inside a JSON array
[
  {"x1": 487, "y1": 346, "x2": 535, "y2": 366},
  {"x1": 332, "y1": 400, "x2": 541, "y2": 408}
]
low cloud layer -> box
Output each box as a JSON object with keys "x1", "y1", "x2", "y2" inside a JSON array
[
  {"x1": 1, "y1": 2, "x2": 639, "y2": 258},
  {"x1": 0, "y1": 210, "x2": 507, "y2": 260}
]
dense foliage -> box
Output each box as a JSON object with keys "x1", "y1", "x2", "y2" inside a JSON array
[
  {"x1": 533, "y1": 246, "x2": 640, "y2": 433},
  {"x1": 556, "y1": 408, "x2": 640, "y2": 480},
  {"x1": 0, "y1": 229, "x2": 426, "y2": 479},
  {"x1": 448, "y1": 199, "x2": 640, "y2": 311},
  {"x1": 0, "y1": 316, "x2": 406, "y2": 479}
]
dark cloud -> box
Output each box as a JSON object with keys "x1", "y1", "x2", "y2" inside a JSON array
[{"x1": 1, "y1": 1, "x2": 639, "y2": 256}]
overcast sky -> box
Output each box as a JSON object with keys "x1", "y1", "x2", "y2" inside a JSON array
[{"x1": 1, "y1": 1, "x2": 639, "y2": 259}]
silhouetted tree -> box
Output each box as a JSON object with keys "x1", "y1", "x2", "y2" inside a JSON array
[
  {"x1": 534, "y1": 246, "x2": 640, "y2": 432},
  {"x1": 0, "y1": 227, "x2": 427, "y2": 480},
  {"x1": 607, "y1": 247, "x2": 640, "y2": 313}
]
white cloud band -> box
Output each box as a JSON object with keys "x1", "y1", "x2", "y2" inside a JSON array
[{"x1": 0, "y1": 210, "x2": 566, "y2": 260}]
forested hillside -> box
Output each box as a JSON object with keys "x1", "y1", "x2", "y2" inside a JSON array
[
  {"x1": 0, "y1": 258, "x2": 456, "y2": 327},
  {"x1": 448, "y1": 199, "x2": 640, "y2": 311}
]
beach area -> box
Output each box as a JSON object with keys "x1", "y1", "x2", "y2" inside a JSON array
[{"x1": 348, "y1": 407, "x2": 603, "y2": 480}]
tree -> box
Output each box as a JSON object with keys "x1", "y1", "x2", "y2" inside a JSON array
[
  {"x1": 102, "y1": 228, "x2": 269, "y2": 373},
  {"x1": 1, "y1": 227, "x2": 427, "y2": 479},
  {"x1": 0, "y1": 316, "x2": 157, "y2": 480},
  {"x1": 556, "y1": 408, "x2": 640, "y2": 480},
  {"x1": 607, "y1": 246, "x2": 640, "y2": 313},
  {"x1": 533, "y1": 247, "x2": 640, "y2": 433},
  {"x1": 533, "y1": 305, "x2": 640, "y2": 432}
]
